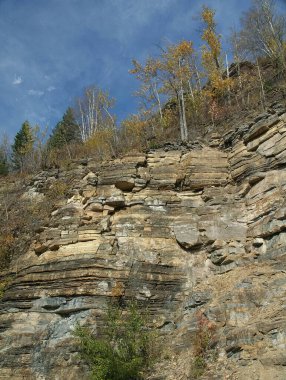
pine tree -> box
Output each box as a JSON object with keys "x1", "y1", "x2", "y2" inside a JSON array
[
  {"x1": 48, "y1": 107, "x2": 80, "y2": 149},
  {"x1": 12, "y1": 121, "x2": 34, "y2": 172}
]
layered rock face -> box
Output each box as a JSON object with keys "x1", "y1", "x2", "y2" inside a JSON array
[{"x1": 1, "y1": 103, "x2": 286, "y2": 379}]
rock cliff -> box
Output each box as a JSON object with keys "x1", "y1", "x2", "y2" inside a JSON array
[{"x1": 1, "y1": 102, "x2": 286, "y2": 379}]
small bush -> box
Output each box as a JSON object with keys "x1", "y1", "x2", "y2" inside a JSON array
[
  {"x1": 46, "y1": 180, "x2": 70, "y2": 199},
  {"x1": 75, "y1": 300, "x2": 155, "y2": 380},
  {"x1": 0, "y1": 233, "x2": 14, "y2": 269},
  {"x1": 0, "y1": 180, "x2": 54, "y2": 269},
  {"x1": 191, "y1": 356, "x2": 206, "y2": 379},
  {"x1": 0, "y1": 277, "x2": 13, "y2": 299},
  {"x1": 189, "y1": 311, "x2": 217, "y2": 379}
]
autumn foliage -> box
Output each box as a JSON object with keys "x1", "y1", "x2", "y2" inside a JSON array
[
  {"x1": 1, "y1": 1, "x2": 286, "y2": 175},
  {"x1": 190, "y1": 311, "x2": 217, "y2": 378}
]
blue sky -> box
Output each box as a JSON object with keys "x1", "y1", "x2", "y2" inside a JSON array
[{"x1": 0, "y1": 0, "x2": 285, "y2": 139}]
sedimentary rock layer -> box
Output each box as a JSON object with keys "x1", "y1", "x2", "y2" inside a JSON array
[{"x1": 1, "y1": 103, "x2": 286, "y2": 379}]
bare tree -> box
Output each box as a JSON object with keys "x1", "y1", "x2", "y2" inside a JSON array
[
  {"x1": 74, "y1": 86, "x2": 115, "y2": 142},
  {"x1": 237, "y1": 0, "x2": 286, "y2": 69}
]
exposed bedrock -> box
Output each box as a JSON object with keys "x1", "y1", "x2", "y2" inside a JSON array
[{"x1": 1, "y1": 104, "x2": 286, "y2": 379}]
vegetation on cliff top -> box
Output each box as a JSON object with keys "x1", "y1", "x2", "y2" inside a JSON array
[{"x1": 0, "y1": 0, "x2": 285, "y2": 175}]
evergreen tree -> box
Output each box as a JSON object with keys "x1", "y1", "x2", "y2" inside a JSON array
[
  {"x1": 48, "y1": 107, "x2": 80, "y2": 150},
  {"x1": 12, "y1": 121, "x2": 34, "y2": 172},
  {"x1": 0, "y1": 153, "x2": 8, "y2": 176}
]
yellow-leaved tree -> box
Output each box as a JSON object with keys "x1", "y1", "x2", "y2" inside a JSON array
[
  {"x1": 130, "y1": 58, "x2": 164, "y2": 127},
  {"x1": 201, "y1": 6, "x2": 231, "y2": 98},
  {"x1": 159, "y1": 40, "x2": 194, "y2": 141}
]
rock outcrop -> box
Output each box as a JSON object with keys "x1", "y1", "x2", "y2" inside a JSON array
[{"x1": 1, "y1": 103, "x2": 286, "y2": 379}]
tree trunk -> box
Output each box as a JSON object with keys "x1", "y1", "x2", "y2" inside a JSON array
[
  {"x1": 180, "y1": 89, "x2": 188, "y2": 141},
  {"x1": 225, "y1": 54, "x2": 231, "y2": 106},
  {"x1": 256, "y1": 59, "x2": 266, "y2": 110},
  {"x1": 178, "y1": 58, "x2": 188, "y2": 141},
  {"x1": 177, "y1": 93, "x2": 185, "y2": 142},
  {"x1": 153, "y1": 82, "x2": 163, "y2": 123}
]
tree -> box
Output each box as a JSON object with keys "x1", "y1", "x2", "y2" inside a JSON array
[
  {"x1": 130, "y1": 58, "x2": 164, "y2": 125},
  {"x1": 74, "y1": 86, "x2": 115, "y2": 142},
  {"x1": 48, "y1": 107, "x2": 81, "y2": 160},
  {"x1": 230, "y1": 27, "x2": 245, "y2": 98},
  {"x1": 49, "y1": 107, "x2": 80, "y2": 149},
  {"x1": 130, "y1": 41, "x2": 197, "y2": 141},
  {"x1": 201, "y1": 6, "x2": 222, "y2": 71},
  {"x1": 159, "y1": 40, "x2": 194, "y2": 141},
  {"x1": 201, "y1": 6, "x2": 230, "y2": 98},
  {"x1": 12, "y1": 121, "x2": 34, "y2": 173},
  {"x1": 237, "y1": 0, "x2": 286, "y2": 70},
  {"x1": 120, "y1": 114, "x2": 149, "y2": 151}
]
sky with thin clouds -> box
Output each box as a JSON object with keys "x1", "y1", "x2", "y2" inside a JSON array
[{"x1": 0, "y1": 0, "x2": 286, "y2": 139}]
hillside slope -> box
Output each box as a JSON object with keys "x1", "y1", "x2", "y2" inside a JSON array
[{"x1": 1, "y1": 102, "x2": 286, "y2": 379}]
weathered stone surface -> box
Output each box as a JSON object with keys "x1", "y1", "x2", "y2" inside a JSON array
[
  {"x1": 147, "y1": 150, "x2": 183, "y2": 189},
  {"x1": 182, "y1": 148, "x2": 229, "y2": 189},
  {"x1": 1, "y1": 107, "x2": 286, "y2": 379},
  {"x1": 173, "y1": 222, "x2": 200, "y2": 249}
]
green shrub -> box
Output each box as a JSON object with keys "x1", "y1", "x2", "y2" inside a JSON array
[
  {"x1": 0, "y1": 277, "x2": 13, "y2": 299},
  {"x1": 75, "y1": 301, "x2": 155, "y2": 380},
  {"x1": 190, "y1": 355, "x2": 206, "y2": 379}
]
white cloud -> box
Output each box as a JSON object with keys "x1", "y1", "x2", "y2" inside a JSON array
[
  {"x1": 47, "y1": 86, "x2": 56, "y2": 92},
  {"x1": 12, "y1": 75, "x2": 22, "y2": 85},
  {"x1": 28, "y1": 89, "x2": 44, "y2": 96}
]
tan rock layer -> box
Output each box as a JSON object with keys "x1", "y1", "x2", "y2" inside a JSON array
[{"x1": 1, "y1": 105, "x2": 286, "y2": 379}]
